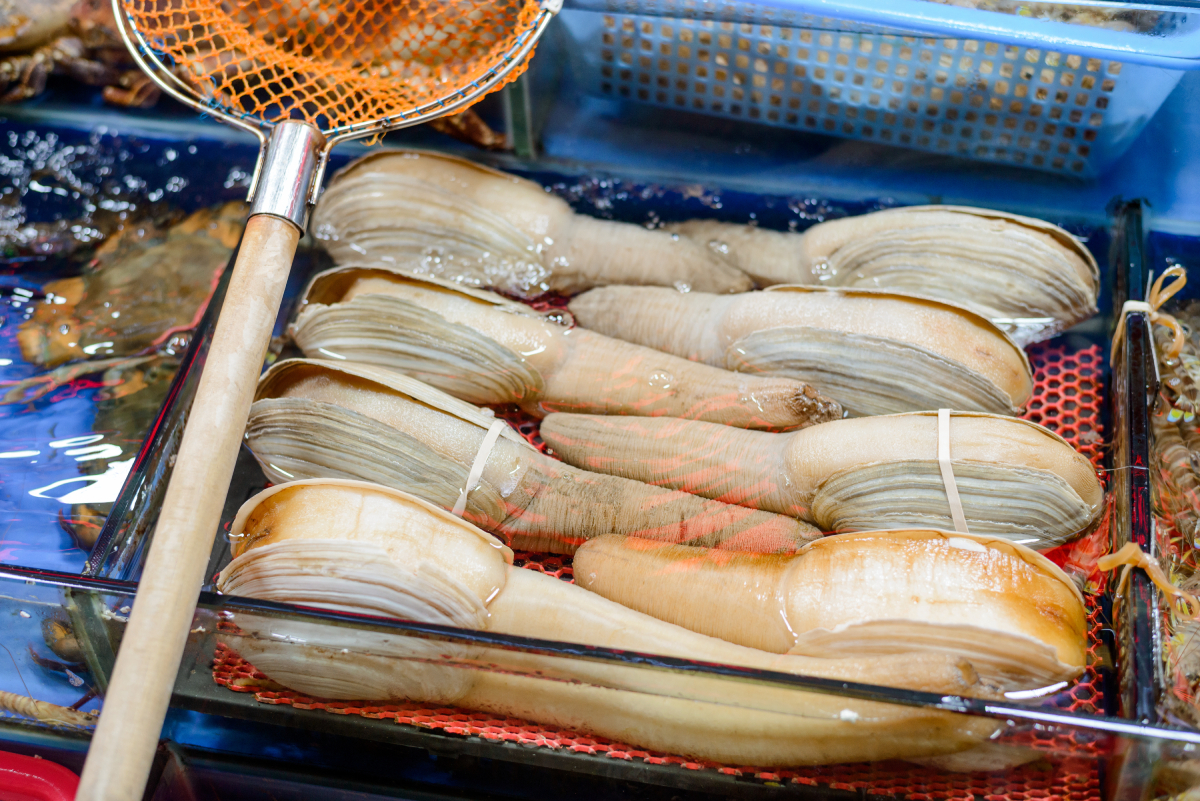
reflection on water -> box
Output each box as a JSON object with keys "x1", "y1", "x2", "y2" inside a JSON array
[
  {"x1": 28, "y1": 438, "x2": 133, "y2": 504},
  {"x1": 0, "y1": 125, "x2": 251, "y2": 572}
]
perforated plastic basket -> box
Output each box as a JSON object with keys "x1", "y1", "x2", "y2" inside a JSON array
[{"x1": 559, "y1": 4, "x2": 1188, "y2": 175}]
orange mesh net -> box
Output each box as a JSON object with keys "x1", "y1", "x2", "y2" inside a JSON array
[{"x1": 124, "y1": 0, "x2": 546, "y2": 131}]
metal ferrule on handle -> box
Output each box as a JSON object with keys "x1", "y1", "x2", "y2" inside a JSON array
[{"x1": 248, "y1": 122, "x2": 325, "y2": 230}]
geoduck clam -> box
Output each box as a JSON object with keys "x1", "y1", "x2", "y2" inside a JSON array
[
  {"x1": 540, "y1": 411, "x2": 1103, "y2": 551},
  {"x1": 246, "y1": 359, "x2": 819, "y2": 554},
  {"x1": 310, "y1": 149, "x2": 752, "y2": 297},
  {"x1": 289, "y1": 265, "x2": 841, "y2": 431}
]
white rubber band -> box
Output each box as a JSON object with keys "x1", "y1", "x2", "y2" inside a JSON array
[
  {"x1": 937, "y1": 409, "x2": 970, "y2": 535},
  {"x1": 452, "y1": 420, "x2": 509, "y2": 517},
  {"x1": 1121, "y1": 300, "x2": 1154, "y2": 316}
]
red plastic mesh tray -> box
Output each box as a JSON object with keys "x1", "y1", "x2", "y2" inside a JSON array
[{"x1": 214, "y1": 341, "x2": 1109, "y2": 798}]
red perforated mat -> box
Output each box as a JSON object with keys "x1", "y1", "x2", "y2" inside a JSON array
[{"x1": 214, "y1": 341, "x2": 1110, "y2": 797}]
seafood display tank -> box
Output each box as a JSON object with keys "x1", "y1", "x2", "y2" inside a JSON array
[{"x1": 3, "y1": 1, "x2": 1200, "y2": 798}]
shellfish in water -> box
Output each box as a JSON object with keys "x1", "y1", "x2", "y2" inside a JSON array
[
  {"x1": 289, "y1": 266, "x2": 841, "y2": 430},
  {"x1": 310, "y1": 149, "x2": 752, "y2": 297},
  {"x1": 539, "y1": 411, "x2": 1103, "y2": 550},
  {"x1": 217, "y1": 479, "x2": 1000, "y2": 766},
  {"x1": 16, "y1": 201, "x2": 245, "y2": 368},
  {"x1": 671, "y1": 206, "x2": 1099, "y2": 346},
  {"x1": 575, "y1": 532, "x2": 1087, "y2": 689},
  {"x1": 568, "y1": 284, "x2": 1032, "y2": 417},
  {"x1": 246, "y1": 359, "x2": 818, "y2": 554}
]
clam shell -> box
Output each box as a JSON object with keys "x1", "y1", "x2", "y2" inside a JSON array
[
  {"x1": 810, "y1": 460, "x2": 1094, "y2": 550},
  {"x1": 293, "y1": 265, "x2": 841, "y2": 430},
  {"x1": 805, "y1": 205, "x2": 1099, "y2": 345},
  {"x1": 677, "y1": 205, "x2": 1099, "y2": 345},
  {"x1": 746, "y1": 285, "x2": 1031, "y2": 416},
  {"x1": 248, "y1": 359, "x2": 529, "y2": 530},
  {"x1": 255, "y1": 358, "x2": 531, "y2": 446},
  {"x1": 569, "y1": 283, "x2": 1032, "y2": 416},
  {"x1": 248, "y1": 359, "x2": 818, "y2": 554},
  {"x1": 217, "y1": 480, "x2": 998, "y2": 765},
  {"x1": 247, "y1": 397, "x2": 508, "y2": 524},
  {"x1": 536, "y1": 409, "x2": 1101, "y2": 550},
  {"x1": 728, "y1": 326, "x2": 1018, "y2": 417},
  {"x1": 312, "y1": 153, "x2": 550, "y2": 296},
  {"x1": 218, "y1": 478, "x2": 511, "y2": 702},
  {"x1": 574, "y1": 529, "x2": 1086, "y2": 688},
  {"x1": 290, "y1": 291, "x2": 544, "y2": 405},
  {"x1": 312, "y1": 149, "x2": 751, "y2": 297},
  {"x1": 292, "y1": 266, "x2": 553, "y2": 405}
]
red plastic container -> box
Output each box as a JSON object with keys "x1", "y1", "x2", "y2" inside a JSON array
[{"x1": 0, "y1": 751, "x2": 79, "y2": 801}]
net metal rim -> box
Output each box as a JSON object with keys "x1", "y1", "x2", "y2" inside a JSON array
[{"x1": 112, "y1": 0, "x2": 558, "y2": 146}]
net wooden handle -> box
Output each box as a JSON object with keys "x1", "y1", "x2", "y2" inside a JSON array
[{"x1": 76, "y1": 214, "x2": 300, "y2": 800}]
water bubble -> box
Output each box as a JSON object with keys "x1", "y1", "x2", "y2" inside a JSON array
[
  {"x1": 648, "y1": 370, "x2": 673, "y2": 390},
  {"x1": 164, "y1": 333, "x2": 191, "y2": 355},
  {"x1": 673, "y1": 281, "x2": 691, "y2": 293},
  {"x1": 543, "y1": 310, "x2": 574, "y2": 328},
  {"x1": 811, "y1": 259, "x2": 836, "y2": 281},
  {"x1": 224, "y1": 165, "x2": 252, "y2": 189}
]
